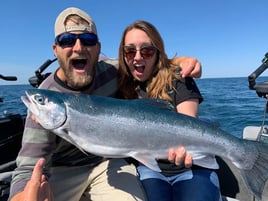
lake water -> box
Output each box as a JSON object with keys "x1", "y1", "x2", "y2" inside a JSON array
[{"x1": 1, "y1": 77, "x2": 268, "y2": 138}]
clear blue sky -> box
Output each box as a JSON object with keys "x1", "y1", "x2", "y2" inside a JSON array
[{"x1": 1, "y1": 0, "x2": 268, "y2": 85}]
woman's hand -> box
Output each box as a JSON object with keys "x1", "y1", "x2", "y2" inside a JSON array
[{"x1": 168, "y1": 147, "x2": 192, "y2": 168}]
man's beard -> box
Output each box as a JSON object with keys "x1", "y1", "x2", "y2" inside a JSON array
[{"x1": 65, "y1": 69, "x2": 93, "y2": 89}]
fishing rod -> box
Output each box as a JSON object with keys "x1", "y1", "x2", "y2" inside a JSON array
[
  {"x1": 0, "y1": 74, "x2": 17, "y2": 103},
  {"x1": 247, "y1": 52, "x2": 268, "y2": 142},
  {"x1": 248, "y1": 52, "x2": 268, "y2": 96},
  {"x1": 0, "y1": 74, "x2": 17, "y2": 81}
]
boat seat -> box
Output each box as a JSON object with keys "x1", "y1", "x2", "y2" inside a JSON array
[
  {"x1": 216, "y1": 156, "x2": 262, "y2": 201},
  {"x1": 243, "y1": 125, "x2": 268, "y2": 143}
]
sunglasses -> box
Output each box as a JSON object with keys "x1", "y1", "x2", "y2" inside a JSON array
[
  {"x1": 55, "y1": 33, "x2": 98, "y2": 47},
  {"x1": 123, "y1": 45, "x2": 157, "y2": 60}
]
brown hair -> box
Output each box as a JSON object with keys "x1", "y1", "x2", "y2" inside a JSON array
[{"x1": 118, "y1": 20, "x2": 181, "y2": 102}]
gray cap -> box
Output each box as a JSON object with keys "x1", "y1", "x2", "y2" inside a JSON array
[{"x1": 54, "y1": 7, "x2": 97, "y2": 37}]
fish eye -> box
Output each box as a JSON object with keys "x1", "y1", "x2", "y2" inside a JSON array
[{"x1": 34, "y1": 94, "x2": 45, "y2": 105}]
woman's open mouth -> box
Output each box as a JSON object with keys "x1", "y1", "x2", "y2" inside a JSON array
[{"x1": 135, "y1": 64, "x2": 145, "y2": 74}]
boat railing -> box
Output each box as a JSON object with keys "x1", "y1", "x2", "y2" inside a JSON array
[
  {"x1": 245, "y1": 52, "x2": 268, "y2": 143},
  {"x1": 248, "y1": 52, "x2": 268, "y2": 98},
  {"x1": 28, "y1": 58, "x2": 57, "y2": 88}
]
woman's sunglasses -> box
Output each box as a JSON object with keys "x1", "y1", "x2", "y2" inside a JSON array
[
  {"x1": 123, "y1": 45, "x2": 157, "y2": 60},
  {"x1": 55, "y1": 33, "x2": 98, "y2": 47}
]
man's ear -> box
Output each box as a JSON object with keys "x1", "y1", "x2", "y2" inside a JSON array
[{"x1": 52, "y1": 44, "x2": 58, "y2": 58}]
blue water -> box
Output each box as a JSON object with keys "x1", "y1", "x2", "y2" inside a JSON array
[
  {"x1": 0, "y1": 77, "x2": 267, "y2": 138},
  {"x1": 0, "y1": 84, "x2": 34, "y2": 115},
  {"x1": 196, "y1": 77, "x2": 267, "y2": 138}
]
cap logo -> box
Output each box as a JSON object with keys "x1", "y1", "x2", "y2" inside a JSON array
[{"x1": 65, "y1": 25, "x2": 94, "y2": 33}]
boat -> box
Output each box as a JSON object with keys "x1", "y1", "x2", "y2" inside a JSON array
[
  {"x1": 1, "y1": 55, "x2": 268, "y2": 201},
  {"x1": 0, "y1": 74, "x2": 25, "y2": 201}
]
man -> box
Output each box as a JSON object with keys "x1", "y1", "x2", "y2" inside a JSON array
[{"x1": 9, "y1": 7, "x2": 201, "y2": 201}]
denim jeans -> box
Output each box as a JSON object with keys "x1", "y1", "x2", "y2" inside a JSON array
[{"x1": 137, "y1": 165, "x2": 222, "y2": 201}]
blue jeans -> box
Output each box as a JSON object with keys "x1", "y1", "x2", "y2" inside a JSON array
[{"x1": 137, "y1": 165, "x2": 221, "y2": 201}]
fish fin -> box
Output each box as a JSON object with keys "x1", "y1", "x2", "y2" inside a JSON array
[
  {"x1": 192, "y1": 153, "x2": 219, "y2": 169},
  {"x1": 69, "y1": 141, "x2": 89, "y2": 156},
  {"x1": 130, "y1": 152, "x2": 161, "y2": 172},
  {"x1": 56, "y1": 129, "x2": 89, "y2": 156},
  {"x1": 239, "y1": 142, "x2": 268, "y2": 201}
]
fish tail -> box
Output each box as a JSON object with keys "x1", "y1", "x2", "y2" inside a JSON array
[{"x1": 240, "y1": 142, "x2": 268, "y2": 201}]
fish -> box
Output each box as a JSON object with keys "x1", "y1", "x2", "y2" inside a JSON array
[{"x1": 21, "y1": 88, "x2": 268, "y2": 201}]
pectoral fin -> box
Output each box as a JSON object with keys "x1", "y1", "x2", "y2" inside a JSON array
[
  {"x1": 192, "y1": 153, "x2": 219, "y2": 169},
  {"x1": 57, "y1": 129, "x2": 89, "y2": 156},
  {"x1": 129, "y1": 152, "x2": 161, "y2": 172}
]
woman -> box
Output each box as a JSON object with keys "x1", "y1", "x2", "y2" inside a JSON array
[{"x1": 117, "y1": 20, "x2": 221, "y2": 201}]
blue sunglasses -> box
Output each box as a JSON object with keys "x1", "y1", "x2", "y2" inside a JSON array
[{"x1": 55, "y1": 33, "x2": 98, "y2": 47}]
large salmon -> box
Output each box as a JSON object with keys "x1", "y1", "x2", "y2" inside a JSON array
[{"x1": 22, "y1": 89, "x2": 268, "y2": 201}]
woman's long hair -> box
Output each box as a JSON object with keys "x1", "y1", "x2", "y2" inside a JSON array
[{"x1": 118, "y1": 20, "x2": 181, "y2": 102}]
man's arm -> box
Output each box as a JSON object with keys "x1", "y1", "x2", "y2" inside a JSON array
[{"x1": 171, "y1": 56, "x2": 202, "y2": 78}]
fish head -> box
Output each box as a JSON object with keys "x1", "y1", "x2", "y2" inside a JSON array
[{"x1": 21, "y1": 89, "x2": 66, "y2": 130}]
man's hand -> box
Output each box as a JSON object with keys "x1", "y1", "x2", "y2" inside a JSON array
[
  {"x1": 31, "y1": 114, "x2": 40, "y2": 125},
  {"x1": 171, "y1": 56, "x2": 202, "y2": 78},
  {"x1": 11, "y1": 158, "x2": 54, "y2": 201},
  {"x1": 168, "y1": 147, "x2": 192, "y2": 168}
]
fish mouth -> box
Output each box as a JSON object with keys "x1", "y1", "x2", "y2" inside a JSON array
[
  {"x1": 21, "y1": 92, "x2": 39, "y2": 116},
  {"x1": 21, "y1": 90, "x2": 67, "y2": 130}
]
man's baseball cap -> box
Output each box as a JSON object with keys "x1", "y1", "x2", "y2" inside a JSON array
[{"x1": 54, "y1": 7, "x2": 97, "y2": 37}]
